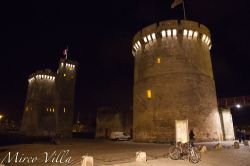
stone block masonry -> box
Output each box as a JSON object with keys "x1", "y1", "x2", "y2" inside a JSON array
[{"x1": 132, "y1": 20, "x2": 222, "y2": 142}]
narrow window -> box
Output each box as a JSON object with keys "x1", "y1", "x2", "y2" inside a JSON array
[
  {"x1": 147, "y1": 90, "x2": 152, "y2": 99},
  {"x1": 156, "y1": 57, "x2": 161, "y2": 64}
]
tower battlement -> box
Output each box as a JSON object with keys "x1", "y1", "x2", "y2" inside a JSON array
[
  {"x1": 28, "y1": 69, "x2": 56, "y2": 84},
  {"x1": 132, "y1": 20, "x2": 212, "y2": 56},
  {"x1": 132, "y1": 19, "x2": 222, "y2": 142},
  {"x1": 21, "y1": 57, "x2": 78, "y2": 137}
]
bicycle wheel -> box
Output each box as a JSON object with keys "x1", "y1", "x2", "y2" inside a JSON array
[
  {"x1": 169, "y1": 146, "x2": 181, "y2": 160},
  {"x1": 189, "y1": 147, "x2": 201, "y2": 163}
]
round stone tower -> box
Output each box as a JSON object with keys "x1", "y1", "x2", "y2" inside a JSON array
[{"x1": 132, "y1": 20, "x2": 223, "y2": 142}]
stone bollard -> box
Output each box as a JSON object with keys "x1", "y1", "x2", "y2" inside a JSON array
[
  {"x1": 198, "y1": 145, "x2": 207, "y2": 153},
  {"x1": 81, "y1": 156, "x2": 93, "y2": 166},
  {"x1": 233, "y1": 142, "x2": 240, "y2": 149},
  {"x1": 243, "y1": 140, "x2": 249, "y2": 146},
  {"x1": 214, "y1": 143, "x2": 222, "y2": 150},
  {"x1": 136, "y1": 151, "x2": 147, "y2": 162}
]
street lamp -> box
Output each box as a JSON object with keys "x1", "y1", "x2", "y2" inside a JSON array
[{"x1": 236, "y1": 104, "x2": 241, "y2": 108}]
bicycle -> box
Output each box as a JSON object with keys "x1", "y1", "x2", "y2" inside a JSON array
[{"x1": 169, "y1": 142, "x2": 201, "y2": 163}]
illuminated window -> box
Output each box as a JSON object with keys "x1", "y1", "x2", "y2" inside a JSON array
[
  {"x1": 133, "y1": 46, "x2": 137, "y2": 50},
  {"x1": 64, "y1": 107, "x2": 66, "y2": 113},
  {"x1": 172, "y1": 29, "x2": 177, "y2": 36},
  {"x1": 135, "y1": 43, "x2": 139, "y2": 49},
  {"x1": 202, "y1": 34, "x2": 206, "y2": 41},
  {"x1": 209, "y1": 45, "x2": 212, "y2": 50},
  {"x1": 205, "y1": 36, "x2": 209, "y2": 44},
  {"x1": 183, "y1": 29, "x2": 188, "y2": 36},
  {"x1": 161, "y1": 30, "x2": 166, "y2": 38},
  {"x1": 206, "y1": 38, "x2": 210, "y2": 45},
  {"x1": 143, "y1": 37, "x2": 147, "y2": 42},
  {"x1": 47, "y1": 108, "x2": 48, "y2": 112},
  {"x1": 188, "y1": 30, "x2": 193, "y2": 38},
  {"x1": 64, "y1": 73, "x2": 66, "y2": 77},
  {"x1": 50, "y1": 108, "x2": 52, "y2": 112},
  {"x1": 147, "y1": 90, "x2": 152, "y2": 98},
  {"x1": 53, "y1": 108, "x2": 55, "y2": 112},
  {"x1": 147, "y1": 35, "x2": 151, "y2": 41},
  {"x1": 193, "y1": 31, "x2": 198, "y2": 38},
  {"x1": 151, "y1": 33, "x2": 156, "y2": 40},
  {"x1": 61, "y1": 62, "x2": 64, "y2": 66},
  {"x1": 137, "y1": 41, "x2": 141, "y2": 47},
  {"x1": 156, "y1": 57, "x2": 161, "y2": 64},
  {"x1": 167, "y1": 30, "x2": 171, "y2": 37}
]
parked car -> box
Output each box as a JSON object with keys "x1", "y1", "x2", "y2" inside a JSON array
[{"x1": 110, "y1": 132, "x2": 131, "y2": 141}]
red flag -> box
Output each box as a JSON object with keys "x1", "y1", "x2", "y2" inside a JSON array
[{"x1": 171, "y1": 0, "x2": 183, "y2": 8}]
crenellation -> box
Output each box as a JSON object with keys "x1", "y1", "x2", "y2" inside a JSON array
[
  {"x1": 141, "y1": 23, "x2": 157, "y2": 37},
  {"x1": 132, "y1": 20, "x2": 212, "y2": 54},
  {"x1": 159, "y1": 20, "x2": 179, "y2": 30},
  {"x1": 21, "y1": 58, "x2": 78, "y2": 137}
]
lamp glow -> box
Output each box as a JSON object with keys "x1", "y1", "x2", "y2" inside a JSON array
[
  {"x1": 188, "y1": 30, "x2": 193, "y2": 37},
  {"x1": 172, "y1": 29, "x2": 177, "y2": 36},
  {"x1": 161, "y1": 30, "x2": 166, "y2": 38},
  {"x1": 152, "y1": 33, "x2": 156, "y2": 40},
  {"x1": 147, "y1": 35, "x2": 152, "y2": 41},
  {"x1": 236, "y1": 104, "x2": 241, "y2": 108},
  {"x1": 193, "y1": 31, "x2": 198, "y2": 38},
  {"x1": 147, "y1": 90, "x2": 152, "y2": 98},
  {"x1": 183, "y1": 29, "x2": 188, "y2": 36},
  {"x1": 167, "y1": 30, "x2": 171, "y2": 37}
]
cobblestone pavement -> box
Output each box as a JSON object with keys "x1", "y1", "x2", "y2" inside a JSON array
[{"x1": 0, "y1": 140, "x2": 249, "y2": 166}]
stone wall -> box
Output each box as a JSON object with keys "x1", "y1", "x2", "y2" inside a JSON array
[
  {"x1": 219, "y1": 108, "x2": 235, "y2": 140},
  {"x1": 132, "y1": 20, "x2": 222, "y2": 142},
  {"x1": 95, "y1": 107, "x2": 132, "y2": 139},
  {"x1": 21, "y1": 59, "x2": 78, "y2": 137}
]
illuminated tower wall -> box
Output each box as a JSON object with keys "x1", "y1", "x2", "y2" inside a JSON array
[
  {"x1": 21, "y1": 58, "x2": 78, "y2": 137},
  {"x1": 132, "y1": 20, "x2": 223, "y2": 142},
  {"x1": 21, "y1": 70, "x2": 56, "y2": 136},
  {"x1": 56, "y1": 59, "x2": 78, "y2": 137}
]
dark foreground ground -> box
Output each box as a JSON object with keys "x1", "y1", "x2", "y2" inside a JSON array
[{"x1": 0, "y1": 139, "x2": 249, "y2": 166}]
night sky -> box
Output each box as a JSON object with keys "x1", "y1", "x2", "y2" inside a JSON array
[{"x1": 2, "y1": 0, "x2": 250, "y2": 125}]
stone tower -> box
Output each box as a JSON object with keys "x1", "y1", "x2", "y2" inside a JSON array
[
  {"x1": 56, "y1": 59, "x2": 78, "y2": 137},
  {"x1": 21, "y1": 58, "x2": 78, "y2": 137},
  {"x1": 132, "y1": 20, "x2": 223, "y2": 142}
]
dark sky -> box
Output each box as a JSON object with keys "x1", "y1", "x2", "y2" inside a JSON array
[{"x1": 1, "y1": 0, "x2": 250, "y2": 124}]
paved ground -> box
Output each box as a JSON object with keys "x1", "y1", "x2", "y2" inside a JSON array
[{"x1": 0, "y1": 139, "x2": 249, "y2": 166}]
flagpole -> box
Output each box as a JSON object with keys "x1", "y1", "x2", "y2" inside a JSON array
[
  {"x1": 66, "y1": 45, "x2": 68, "y2": 60},
  {"x1": 182, "y1": 0, "x2": 187, "y2": 20}
]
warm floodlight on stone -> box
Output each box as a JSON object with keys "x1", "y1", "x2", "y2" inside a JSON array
[{"x1": 132, "y1": 20, "x2": 223, "y2": 142}]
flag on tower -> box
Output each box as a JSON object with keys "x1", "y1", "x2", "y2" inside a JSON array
[
  {"x1": 171, "y1": 0, "x2": 183, "y2": 8},
  {"x1": 63, "y1": 47, "x2": 68, "y2": 59}
]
